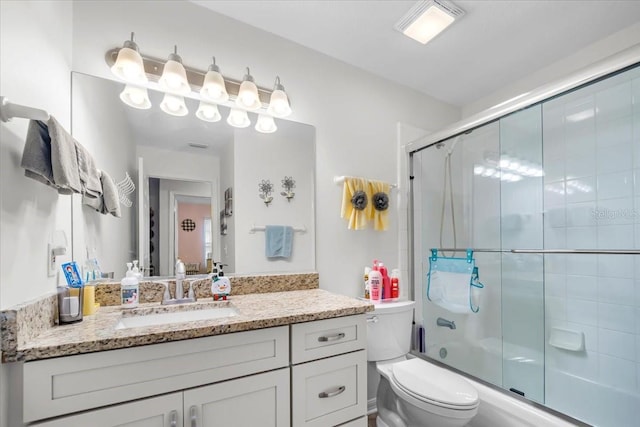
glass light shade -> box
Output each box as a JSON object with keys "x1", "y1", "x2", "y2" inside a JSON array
[
  {"x1": 111, "y1": 47, "x2": 147, "y2": 84},
  {"x1": 196, "y1": 101, "x2": 221, "y2": 122},
  {"x1": 403, "y1": 3, "x2": 455, "y2": 44},
  {"x1": 255, "y1": 114, "x2": 277, "y2": 133},
  {"x1": 119, "y1": 85, "x2": 151, "y2": 109},
  {"x1": 227, "y1": 108, "x2": 251, "y2": 128},
  {"x1": 160, "y1": 93, "x2": 188, "y2": 116},
  {"x1": 236, "y1": 80, "x2": 261, "y2": 110},
  {"x1": 201, "y1": 70, "x2": 229, "y2": 102},
  {"x1": 267, "y1": 89, "x2": 292, "y2": 117},
  {"x1": 158, "y1": 60, "x2": 190, "y2": 95}
]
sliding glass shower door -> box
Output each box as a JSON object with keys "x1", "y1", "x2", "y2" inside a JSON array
[{"x1": 413, "y1": 63, "x2": 640, "y2": 426}]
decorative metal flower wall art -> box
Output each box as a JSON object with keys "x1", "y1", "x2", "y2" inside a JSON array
[
  {"x1": 280, "y1": 176, "x2": 296, "y2": 202},
  {"x1": 258, "y1": 179, "x2": 274, "y2": 206}
]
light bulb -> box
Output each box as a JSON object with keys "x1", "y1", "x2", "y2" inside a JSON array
[
  {"x1": 196, "y1": 101, "x2": 221, "y2": 122},
  {"x1": 200, "y1": 57, "x2": 229, "y2": 103},
  {"x1": 267, "y1": 77, "x2": 292, "y2": 118},
  {"x1": 119, "y1": 85, "x2": 151, "y2": 109},
  {"x1": 227, "y1": 108, "x2": 250, "y2": 128},
  {"x1": 160, "y1": 93, "x2": 188, "y2": 116},
  {"x1": 236, "y1": 68, "x2": 261, "y2": 110},
  {"x1": 255, "y1": 114, "x2": 277, "y2": 133},
  {"x1": 158, "y1": 46, "x2": 190, "y2": 95},
  {"x1": 111, "y1": 34, "x2": 147, "y2": 84}
]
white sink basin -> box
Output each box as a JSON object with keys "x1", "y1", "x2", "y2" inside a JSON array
[{"x1": 115, "y1": 305, "x2": 239, "y2": 330}]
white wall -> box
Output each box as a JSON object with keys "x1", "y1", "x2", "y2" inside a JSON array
[
  {"x1": 70, "y1": 0, "x2": 460, "y2": 297},
  {"x1": 463, "y1": 23, "x2": 640, "y2": 118},
  {"x1": 219, "y1": 140, "x2": 235, "y2": 272},
  {"x1": 71, "y1": 73, "x2": 137, "y2": 279},
  {"x1": 0, "y1": 1, "x2": 73, "y2": 425},
  {"x1": 234, "y1": 121, "x2": 315, "y2": 273}
]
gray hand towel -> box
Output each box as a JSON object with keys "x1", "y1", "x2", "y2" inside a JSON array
[
  {"x1": 46, "y1": 116, "x2": 82, "y2": 194},
  {"x1": 76, "y1": 143, "x2": 102, "y2": 197},
  {"x1": 21, "y1": 120, "x2": 55, "y2": 187},
  {"x1": 101, "y1": 170, "x2": 121, "y2": 218}
]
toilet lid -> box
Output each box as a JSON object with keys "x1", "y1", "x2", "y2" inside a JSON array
[{"x1": 391, "y1": 359, "x2": 478, "y2": 408}]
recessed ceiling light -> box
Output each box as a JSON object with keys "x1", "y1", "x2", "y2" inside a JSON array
[{"x1": 395, "y1": 0, "x2": 465, "y2": 45}]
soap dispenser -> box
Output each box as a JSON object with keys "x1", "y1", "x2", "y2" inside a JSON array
[
  {"x1": 175, "y1": 258, "x2": 186, "y2": 300},
  {"x1": 121, "y1": 262, "x2": 139, "y2": 308}
]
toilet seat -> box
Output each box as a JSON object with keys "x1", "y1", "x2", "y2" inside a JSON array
[{"x1": 390, "y1": 358, "x2": 479, "y2": 414}]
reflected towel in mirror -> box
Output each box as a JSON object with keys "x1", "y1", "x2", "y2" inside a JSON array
[{"x1": 265, "y1": 225, "x2": 293, "y2": 258}]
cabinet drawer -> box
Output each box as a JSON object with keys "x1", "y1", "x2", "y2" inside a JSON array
[
  {"x1": 292, "y1": 350, "x2": 366, "y2": 427},
  {"x1": 291, "y1": 315, "x2": 366, "y2": 364},
  {"x1": 23, "y1": 326, "x2": 289, "y2": 423}
]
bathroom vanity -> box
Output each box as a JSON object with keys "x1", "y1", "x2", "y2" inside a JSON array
[{"x1": 2, "y1": 281, "x2": 372, "y2": 427}]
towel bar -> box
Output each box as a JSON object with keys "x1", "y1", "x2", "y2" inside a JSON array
[
  {"x1": 250, "y1": 224, "x2": 306, "y2": 233},
  {"x1": 433, "y1": 248, "x2": 640, "y2": 255}
]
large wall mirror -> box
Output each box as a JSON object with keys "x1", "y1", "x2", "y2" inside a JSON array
[{"x1": 70, "y1": 72, "x2": 316, "y2": 279}]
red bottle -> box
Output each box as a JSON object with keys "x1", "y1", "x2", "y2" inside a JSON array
[
  {"x1": 379, "y1": 262, "x2": 390, "y2": 300},
  {"x1": 390, "y1": 269, "x2": 400, "y2": 299}
]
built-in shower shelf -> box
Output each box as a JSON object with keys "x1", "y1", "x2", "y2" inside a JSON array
[{"x1": 549, "y1": 327, "x2": 585, "y2": 352}]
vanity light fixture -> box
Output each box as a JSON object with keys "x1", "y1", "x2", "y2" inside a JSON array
[
  {"x1": 110, "y1": 32, "x2": 147, "y2": 84},
  {"x1": 158, "y1": 46, "x2": 191, "y2": 95},
  {"x1": 160, "y1": 93, "x2": 189, "y2": 116},
  {"x1": 119, "y1": 85, "x2": 151, "y2": 109},
  {"x1": 236, "y1": 67, "x2": 261, "y2": 111},
  {"x1": 255, "y1": 114, "x2": 277, "y2": 133},
  {"x1": 200, "y1": 57, "x2": 229, "y2": 103},
  {"x1": 395, "y1": 0, "x2": 465, "y2": 45},
  {"x1": 107, "y1": 36, "x2": 293, "y2": 133},
  {"x1": 267, "y1": 77, "x2": 292, "y2": 118},
  {"x1": 227, "y1": 108, "x2": 251, "y2": 128},
  {"x1": 196, "y1": 101, "x2": 221, "y2": 122}
]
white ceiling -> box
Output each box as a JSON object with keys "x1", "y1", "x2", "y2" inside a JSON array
[{"x1": 192, "y1": 0, "x2": 640, "y2": 108}]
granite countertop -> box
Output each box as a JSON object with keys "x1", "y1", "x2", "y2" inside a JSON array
[{"x1": 9, "y1": 289, "x2": 373, "y2": 362}]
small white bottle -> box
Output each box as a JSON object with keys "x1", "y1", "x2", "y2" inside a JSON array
[
  {"x1": 121, "y1": 262, "x2": 139, "y2": 308},
  {"x1": 175, "y1": 259, "x2": 186, "y2": 300}
]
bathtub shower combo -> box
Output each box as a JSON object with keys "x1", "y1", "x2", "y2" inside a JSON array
[{"x1": 410, "y1": 53, "x2": 640, "y2": 426}]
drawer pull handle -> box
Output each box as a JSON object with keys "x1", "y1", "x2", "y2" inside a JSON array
[
  {"x1": 367, "y1": 316, "x2": 379, "y2": 323},
  {"x1": 319, "y1": 385, "x2": 346, "y2": 398},
  {"x1": 318, "y1": 332, "x2": 345, "y2": 342},
  {"x1": 169, "y1": 410, "x2": 178, "y2": 427},
  {"x1": 190, "y1": 405, "x2": 198, "y2": 427}
]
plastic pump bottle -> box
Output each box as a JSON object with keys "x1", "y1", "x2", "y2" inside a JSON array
[
  {"x1": 121, "y1": 262, "x2": 139, "y2": 308},
  {"x1": 175, "y1": 259, "x2": 186, "y2": 300},
  {"x1": 364, "y1": 267, "x2": 371, "y2": 299},
  {"x1": 390, "y1": 269, "x2": 400, "y2": 299},
  {"x1": 369, "y1": 261, "x2": 382, "y2": 302}
]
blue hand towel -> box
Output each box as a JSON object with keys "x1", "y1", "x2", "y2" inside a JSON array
[{"x1": 265, "y1": 225, "x2": 293, "y2": 258}]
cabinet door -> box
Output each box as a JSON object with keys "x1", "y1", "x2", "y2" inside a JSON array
[
  {"x1": 32, "y1": 392, "x2": 183, "y2": 427},
  {"x1": 184, "y1": 368, "x2": 290, "y2": 427}
]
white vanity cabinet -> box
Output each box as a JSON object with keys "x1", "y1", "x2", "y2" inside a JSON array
[
  {"x1": 291, "y1": 315, "x2": 367, "y2": 427},
  {"x1": 23, "y1": 314, "x2": 368, "y2": 427}
]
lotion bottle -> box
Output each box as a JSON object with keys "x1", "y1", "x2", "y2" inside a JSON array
[
  {"x1": 369, "y1": 262, "x2": 382, "y2": 302},
  {"x1": 390, "y1": 269, "x2": 400, "y2": 299},
  {"x1": 379, "y1": 262, "x2": 390, "y2": 300}
]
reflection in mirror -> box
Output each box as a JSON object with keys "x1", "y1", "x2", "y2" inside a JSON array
[{"x1": 71, "y1": 72, "x2": 315, "y2": 279}]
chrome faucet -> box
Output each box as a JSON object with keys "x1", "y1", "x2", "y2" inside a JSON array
[{"x1": 437, "y1": 317, "x2": 456, "y2": 330}]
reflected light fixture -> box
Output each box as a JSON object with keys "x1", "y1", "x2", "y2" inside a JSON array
[
  {"x1": 236, "y1": 67, "x2": 261, "y2": 110},
  {"x1": 195, "y1": 101, "x2": 221, "y2": 122},
  {"x1": 394, "y1": 0, "x2": 465, "y2": 45},
  {"x1": 110, "y1": 32, "x2": 147, "y2": 84},
  {"x1": 255, "y1": 114, "x2": 277, "y2": 133},
  {"x1": 200, "y1": 57, "x2": 229, "y2": 103},
  {"x1": 160, "y1": 93, "x2": 188, "y2": 116},
  {"x1": 227, "y1": 108, "x2": 251, "y2": 128},
  {"x1": 119, "y1": 85, "x2": 151, "y2": 109},
  {"x1": 267, "y1": 76, "x2": 291, "y2": 118},
  {"x1": 158, "y1": 45, "x2": 190, "y2": 95}
]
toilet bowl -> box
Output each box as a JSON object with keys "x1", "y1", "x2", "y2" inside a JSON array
[{"x1": 367, "y1": 301, "x2": 479, "y2": 426}]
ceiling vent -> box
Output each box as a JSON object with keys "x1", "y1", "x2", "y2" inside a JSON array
[{"x1": 395, "y1": 0, "x2": 465, "y2": 45}]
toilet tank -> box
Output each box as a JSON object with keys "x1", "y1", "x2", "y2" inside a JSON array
[{"x1": 366, "y1": 300, "x2": 416, "y2": 361}]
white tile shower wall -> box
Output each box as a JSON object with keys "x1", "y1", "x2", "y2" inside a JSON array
[{"x1": 542, "y1": 66, "x2": 640, "y2": 424}]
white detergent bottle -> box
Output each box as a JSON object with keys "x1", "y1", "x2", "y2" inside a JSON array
[
  {"x1": 121, "y1": 262, "x2": 139, "y2": 308},
  {"x1": 369, "y1": 263, "x2": 382, "y2": 302}
]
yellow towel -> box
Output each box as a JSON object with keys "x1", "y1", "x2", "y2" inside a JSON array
[
  {"x1": 369, "y1": 180, "x2": 391, "y2": 231},
  {"x1": 340, "y1": 177, "x2": 372, "y2": 230}
]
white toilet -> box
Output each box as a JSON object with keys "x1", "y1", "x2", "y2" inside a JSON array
[{"x1": 367, "y1": 300, "x2": 479, "y2": 427}]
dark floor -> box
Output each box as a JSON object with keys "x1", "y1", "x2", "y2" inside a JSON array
[{"x1": 367, "y1": 413, "x2": 377, "y2": 427}]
